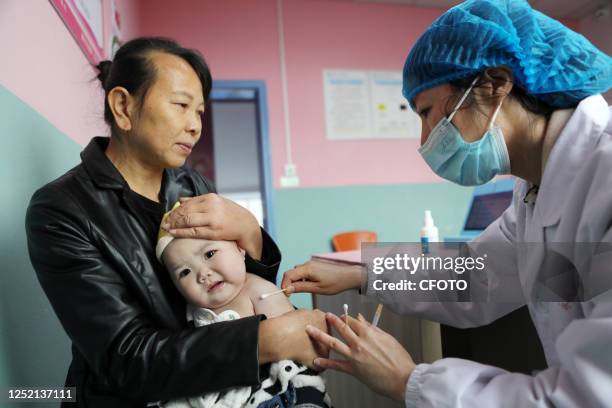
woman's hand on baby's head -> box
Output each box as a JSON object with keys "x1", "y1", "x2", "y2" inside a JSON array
[{"x1": 162, "y1": 194, "x2": 262, "y2": 259}]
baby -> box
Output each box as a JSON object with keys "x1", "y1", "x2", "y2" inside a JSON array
[{"x1": 155, "y1": 203, "x2": 331, "y2": 408}]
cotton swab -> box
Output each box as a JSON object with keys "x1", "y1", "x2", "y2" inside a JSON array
[
  {"x1": 259, "y1": 277, "x2": 306, "y2": 300},
  {"x1": 343, "y1": 303, "x2": 349, "y2": 324},
  {"x1": 371, "y1": 303, "x2": 383, "y2": 327},
  {"x1": 259, "y1": 288, "x2": 288, "y2": 300}
]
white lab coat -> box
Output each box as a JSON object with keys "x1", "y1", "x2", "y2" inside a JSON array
[{"x1": 365, "y1": 95, "x2": 612, "y2": 407}]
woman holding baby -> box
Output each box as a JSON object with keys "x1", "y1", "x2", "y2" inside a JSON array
[{"x1": 25, "y1": 38, "x2": 328, "y2": 408}]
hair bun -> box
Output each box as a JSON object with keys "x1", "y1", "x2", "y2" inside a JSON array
[{"x1": 96, "y1": 60, "x2": 113, "y2": 86}]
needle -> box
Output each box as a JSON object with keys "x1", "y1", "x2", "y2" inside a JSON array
[
  {"x1": 259, "y1": 288, "x2": 288, "y2": 300},
  {"x1": 372, "y1": 303, "x2": 383, "y2": 327},
  {"x1": 343, "y1": 303, "x2": 349, "y2": 324}
]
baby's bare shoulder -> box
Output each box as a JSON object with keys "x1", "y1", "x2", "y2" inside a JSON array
[
  {"x1": 244, "y1": 273, "x2": 293, "y2": 318},
  {"x1": 244, "y1": 273, "x2": 278, "y2": 294}
]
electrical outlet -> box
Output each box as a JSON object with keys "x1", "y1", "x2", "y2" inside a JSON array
[{"x1": 280, "y1": 175, "x2": 300, "y2": 187}]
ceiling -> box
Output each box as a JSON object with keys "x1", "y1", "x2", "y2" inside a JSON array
[{"x1": 353, "y1": 0, "x2": 612, "y2": 20}]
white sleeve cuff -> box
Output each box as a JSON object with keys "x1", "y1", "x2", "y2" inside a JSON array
[{"x1": 405, "y1": 363, "x2": 431, "y2": 408}]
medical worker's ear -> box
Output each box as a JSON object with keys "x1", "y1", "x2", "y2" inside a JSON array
[
  {"x1": 107, "y1": 86, "x2": 136, "y2": 131},
  {"x1": 481, "y1": 66, "x2": 514, "y2": 103}
]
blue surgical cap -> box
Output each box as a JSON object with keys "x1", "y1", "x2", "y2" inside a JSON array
[{"x1": 403, "y1": 0, "x2": 612, "y2": 109}]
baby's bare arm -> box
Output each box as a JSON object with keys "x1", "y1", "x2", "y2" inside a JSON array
[{"x1": 245, "y1": 273, "x2": 294, "y2": 318}]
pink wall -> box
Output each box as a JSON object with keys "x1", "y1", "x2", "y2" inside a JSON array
[
  {"x1": 140, "y1": 1, "x2": 580, "y2": 188},
  {"x1": 0, "y1": 0, "x2": 140, "y2": 146},
  {"x1": 4, "y1": 1, "x2": 584, "y2": 187},
  {"x1": 139, "y1": 0, "x2": 444, "y2": 188},
  {"x1": 283, "y1": 1, "x2": 443, "y2": 187}
]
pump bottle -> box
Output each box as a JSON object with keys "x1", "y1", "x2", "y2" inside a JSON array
[{"x1": 420, "y1": 210, "x2": 439, "y2": 254}]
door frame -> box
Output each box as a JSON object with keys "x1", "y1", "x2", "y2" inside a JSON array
[{"x1": 210, "y1": 80, "x2": 276, "y2": 238}]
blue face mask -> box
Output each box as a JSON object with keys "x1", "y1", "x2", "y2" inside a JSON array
[{"x1": 418, "y1": 78, "x2": 511, "y2": 186}]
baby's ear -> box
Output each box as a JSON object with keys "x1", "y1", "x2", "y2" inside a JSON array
[{"x1": 236, "y1": 243, "x2": 246, "y2": 257}]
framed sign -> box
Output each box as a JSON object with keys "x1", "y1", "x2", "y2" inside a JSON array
[
  {"x1": 50, "y1": 0, "x2": 105, "y2": 65},
  {"x1": 323, "y1": 69, "x2": 420, "y2": 140}
]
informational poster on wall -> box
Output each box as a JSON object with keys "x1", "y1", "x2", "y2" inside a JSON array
[
  {"x1": 323, "y1": 69, "x2": 420, "y2": 140},
  {"x1": 50, "y1": 0, "x2": 105, "y2": 65},
  {"x1": 322, "y1": 70, "x2": 371, "y2": 139}
]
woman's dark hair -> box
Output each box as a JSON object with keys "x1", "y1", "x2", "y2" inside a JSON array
[
  {"x1": 448, "y1": 68, "x2": 556, "y2": 120},
  {"x1": 95, "y1": 37, "x2": 212, "y2": 134}
]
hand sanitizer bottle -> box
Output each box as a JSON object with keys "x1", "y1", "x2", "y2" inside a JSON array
[
  {"x1": 420, "y1": 210, "x2": 439, "y2": 254},
  {"x1": 419, "y1": 210, "x2": 443, "y2": 363}
]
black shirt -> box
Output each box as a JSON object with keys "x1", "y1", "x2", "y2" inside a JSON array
[{"x1": 127, "y1": 190, "x2": 165, "y2": 244}]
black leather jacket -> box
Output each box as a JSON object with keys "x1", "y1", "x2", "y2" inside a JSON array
[{"x1": 25, "y1": 137, "x2": 281, "y2": 407}]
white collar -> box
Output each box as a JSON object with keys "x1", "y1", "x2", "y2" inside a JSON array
[
  {"x1": 186, "y1": 304, "x2": 240, "y2": 325},
  {"x1": 534, "y1": 95, "x2": 610, "y2": 226}
]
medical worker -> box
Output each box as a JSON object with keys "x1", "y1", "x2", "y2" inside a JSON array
[{"x1": 282, "y1": 0, "x2": 612, "y2": 406}]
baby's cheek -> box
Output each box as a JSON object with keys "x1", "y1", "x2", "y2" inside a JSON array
[
  {"x1": 228, "y1": 266, "x2": 247, "y2": 285},
  {"x1": 182, "y1": 281, "x2": 200, "y2": 301}
]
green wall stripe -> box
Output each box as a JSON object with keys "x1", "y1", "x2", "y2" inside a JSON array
[{"x1": 0, "y1": 85, "x2": 82, "y2": 403}]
